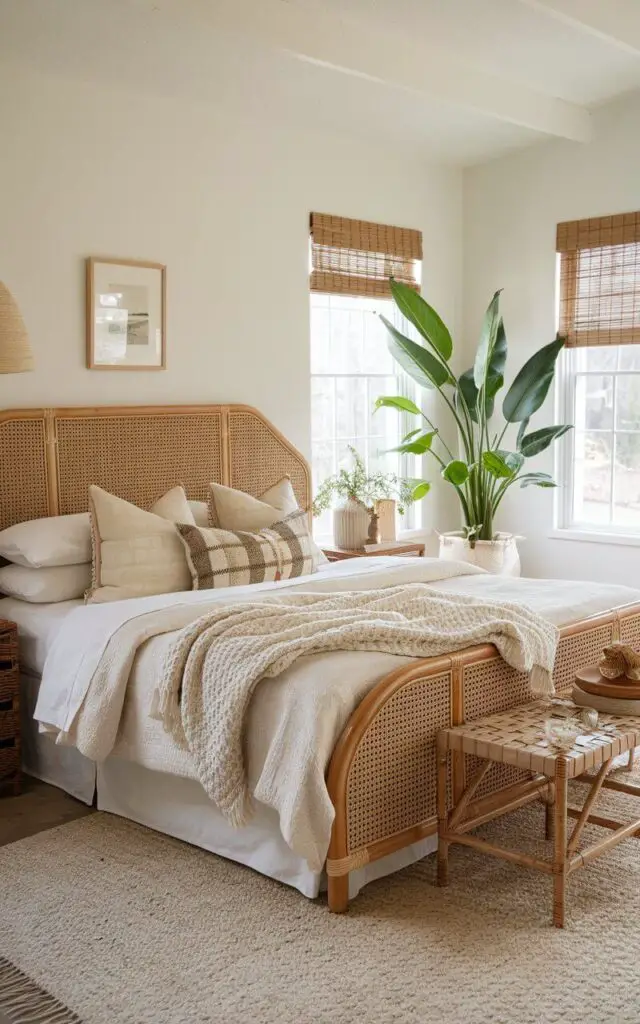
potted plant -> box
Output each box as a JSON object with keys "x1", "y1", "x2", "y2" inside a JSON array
[
  {"x1": 312, "y1": 446, "x2": 422, "y2": 550},
  {"x1": 375, "y1": 281, "x2": 571, "y2": 574}
]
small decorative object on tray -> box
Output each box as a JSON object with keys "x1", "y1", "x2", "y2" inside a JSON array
[{"x1": 573, "y1": 642, "x2": 640, "y2": 715}]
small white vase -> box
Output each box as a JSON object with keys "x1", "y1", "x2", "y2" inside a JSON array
[
  {"x1": 333, "y1": 498, "x2": 370, "y2": 550},
  {"x1": 438, "y1": 531, "x2": 521, "y2": 577}
]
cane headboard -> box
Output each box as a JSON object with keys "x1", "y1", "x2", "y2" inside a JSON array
[{"x1": 0, "y1": 404, "x2": 311, "y2": 531}]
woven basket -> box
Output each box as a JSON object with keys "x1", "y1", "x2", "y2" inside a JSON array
[{"x1": 0, "y1": 619, "x2": 20, "y2": 788}]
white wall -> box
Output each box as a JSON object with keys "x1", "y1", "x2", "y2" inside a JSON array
[
  {"x1": 464, "y1": 92, "x2": 640, "y2": 586},
  {"x1": 0, "y1": 63, "x2": 461, "y2": 535}
]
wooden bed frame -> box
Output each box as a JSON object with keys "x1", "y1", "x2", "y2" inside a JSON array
[{"x1": 3, "y1": 403, "x2": 640, "y2": 913}]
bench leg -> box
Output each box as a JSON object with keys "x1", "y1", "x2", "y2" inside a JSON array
[
  {"x1": 553, "y1": 762, "x2": 568, "y2": 928},
  {"x1": 437, "y1": 748, "x2": 449, "y2": 886}
]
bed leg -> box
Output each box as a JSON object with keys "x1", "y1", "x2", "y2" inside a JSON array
[{"x1": 327, "y1": 874, "x2": 349, "y2": 913}]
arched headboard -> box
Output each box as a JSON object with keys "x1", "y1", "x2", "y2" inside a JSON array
[{"x1": 0, "y1": 404, "x2": 311, "y2": 530}]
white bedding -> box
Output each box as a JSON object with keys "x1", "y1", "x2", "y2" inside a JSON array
[
  {"x1": 34, "y1": 557, "x2": 640, "y2": 871},
  {"x1": 0, "y1": 597, "x2": 82, "y2": 674}
]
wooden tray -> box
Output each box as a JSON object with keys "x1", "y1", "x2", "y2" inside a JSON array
[{"x1": 575, "y1": 664, "x2": 640, "y2": 700}]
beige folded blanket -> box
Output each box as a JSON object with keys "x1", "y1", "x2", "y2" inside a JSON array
[{"x1": 155, "y1": 583, "x2": 558, "y2": 827}]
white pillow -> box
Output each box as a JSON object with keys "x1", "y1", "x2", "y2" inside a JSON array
[
  {"x1": 0, "y1": 513, "x2": 91, "y2": 568},
  {"x1": 209, "y1": 476, "x2": 300, "y2": 531},
  {"x1": 188, "y1": 500, "x2": 210, "y2": 527},
  {"x1": 0, "y1": 563, "x2": 91, "y2": 603},
  {"x1": 87, "y1": 484, "x2": 195, "y2": 604}
]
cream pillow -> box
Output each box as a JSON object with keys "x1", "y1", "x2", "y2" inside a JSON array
[
  {"x1": 188, "y1": 500, "x2": 210, "y2": 527},
  {"x1": 208, "y1": 476, "x2": 299, "y2": 531},
  {"x1": 0, "y1": 513, "x2": 91, "y2": 568},
  {"x1": 0, "y1": 563, "x2": 91, "y2": 603},
  {"x1": 87, "y1": 484, "x2": 195, "y2": 603}
]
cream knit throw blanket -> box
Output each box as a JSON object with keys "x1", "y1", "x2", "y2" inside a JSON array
[{"x1": 155, "y1": 584, "x2": 558, "y2": 827}]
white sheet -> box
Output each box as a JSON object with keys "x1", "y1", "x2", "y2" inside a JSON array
[{"x1": 0, "y1": 597, "x2": 82, "y2": 674}]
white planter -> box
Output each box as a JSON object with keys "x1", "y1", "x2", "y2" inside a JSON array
[
  {"x1": 333, "y1": 498, "x2": 370, "y2": 550},
  {"x1": 438, "y1": 531, "x2": 521, "y2": 577}
]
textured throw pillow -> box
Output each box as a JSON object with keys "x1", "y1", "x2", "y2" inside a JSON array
[
  {"x1": 208, "y1": 476, "x2": 299, "y2": 531},
  {"x1": 0, "y1": 562, "x2": 91, "y2": 603},
  {"x1": 0, "y1": 513, "x2": 92, "y2": 568},
  {"x1": 87, "y1": 484, "x2": 196, "y2": 603},
  {"x1": 177, "y1": 509, "x2": 321, "y2": 591}
]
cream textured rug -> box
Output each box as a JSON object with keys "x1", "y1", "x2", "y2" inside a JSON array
[{"x1": 1, "y1": 798, "x2": 640, "y2": 1024}]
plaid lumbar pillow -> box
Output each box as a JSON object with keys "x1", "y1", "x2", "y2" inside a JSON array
[{"x1": 176, "y1": 510, "x2": 320, "y2": 591}]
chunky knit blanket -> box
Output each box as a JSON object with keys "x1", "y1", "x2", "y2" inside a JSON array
[{"x1": 155, "y1": 583, "x2": 558, "y2": 828}]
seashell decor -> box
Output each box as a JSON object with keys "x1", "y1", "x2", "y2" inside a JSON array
[{"x1": 599, "y1": 642, "x2": 640, "y2": 681}]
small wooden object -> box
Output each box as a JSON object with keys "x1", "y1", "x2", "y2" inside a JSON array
[
  {"x1": 322, "y1": 541, "x2": 425, "y2": 562},
  {"x1": 437, "y1": 701, "x2": 640, "y2": 928},
  {"x1": 575, "y1": 664, "x2": 640, "y2": 701},
  {"x1": 0, "y1": 619, "x2": 20, "y2": 795}
]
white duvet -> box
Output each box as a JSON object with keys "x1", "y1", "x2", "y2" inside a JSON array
[{"x1": 35, "y1": 557, "x2": 640, "y2": 870}]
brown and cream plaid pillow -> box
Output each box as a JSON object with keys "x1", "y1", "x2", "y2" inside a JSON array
[{"x1": 176, "y1": 509, "x2": 321, "y2": 591}]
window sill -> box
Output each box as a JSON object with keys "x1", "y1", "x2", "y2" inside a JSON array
[{"x1": 549, "y1": 528, "x2": 640, "y2": 548}]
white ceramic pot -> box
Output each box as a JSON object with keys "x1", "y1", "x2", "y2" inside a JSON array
[
  {"x1": 438, "y1": 531, "x2": 521, "y2": 577},
  {"x1": 333, "y1": 498, "x2": 370, "y2": 550}
]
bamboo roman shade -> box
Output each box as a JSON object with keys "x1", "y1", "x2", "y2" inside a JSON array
[
  {"x1": 557, "y1": 211, "x2": 640, "y2": 347},
  {"x1": 309, "y1": 213, "x2": 422, "y2": 298}
]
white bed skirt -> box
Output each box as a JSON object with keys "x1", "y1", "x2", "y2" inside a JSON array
[{"x1": 97, "y1": 758, "x2": 437, "y2": 899}]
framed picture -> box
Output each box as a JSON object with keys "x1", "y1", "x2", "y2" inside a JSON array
[{"x1": 86, "y1": 257, "x2": 166, "y2": 370}]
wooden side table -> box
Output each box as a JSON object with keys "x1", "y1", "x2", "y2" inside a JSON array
[
  {"x1": 0, "y1": 619, "x2": 20, "y2": 796},
  {"x1": 437, "y1": 701, "x2": 640, "y2": 927},
  {"x1": 323, "y1": 541, "x2": 426, "y2": 562}
]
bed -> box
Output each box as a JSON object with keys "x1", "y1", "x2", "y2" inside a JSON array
[{"x1": 3, "y1": 402, "x2": 640, "y2": 913}]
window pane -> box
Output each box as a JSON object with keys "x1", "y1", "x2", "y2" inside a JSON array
[
  {"x1": 311, "y1": 377, "x2": 334, "y2": 442},
  {"x1": 573, "y1": 431, "x2": 612, "y2": 524},
  {"x1": 574, "y1": 346, "x2": 618, "y2": 373},
  {"x1": 574, "y1": 374, "x2": 613, "y2": 430},
  {"x1": 618, "y1": 346, "x2": 640, "y2": 371},
  {"x1": 335, "y1": 377, "x2": 368, "y2": 441},
  {"x1": 616, "y1": 375, "x2": 640, "y2": 431},
  {"x1": 613, "y1": 432, "x2": 640, "y2": 527}
]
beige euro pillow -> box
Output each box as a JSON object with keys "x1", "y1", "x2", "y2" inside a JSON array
[
  {"x1": 87, "y1": 484, "x2": 195, "y2": 604},
  {"x1": 208, "y1": 476, "x2": 299, "y2": 531}
]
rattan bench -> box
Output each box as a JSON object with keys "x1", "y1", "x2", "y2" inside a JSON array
[{"x1": 437, "y1": 702, "x2": 640, "y2": 927}]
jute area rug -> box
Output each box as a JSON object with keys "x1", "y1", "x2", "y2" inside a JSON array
[{"x1": 1, "y1": 797, "x2": 640, "y2": 1024}]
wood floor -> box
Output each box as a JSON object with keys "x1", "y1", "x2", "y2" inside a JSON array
[{"x1": 0, "y1": 776, "x2": 93, "y2": 848}]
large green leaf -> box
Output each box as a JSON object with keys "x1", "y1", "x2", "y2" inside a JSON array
[
  {"x1": 381, "y1": 316, "x2": 453, "y2": 390},
  {"x1": 458, "y1": 318, "x2": 507, "y2": 423},
  {"x1": 473, "y1": 291, "x2": 502, "y2": 390},
  {"x1": 519, "y1": 424, "x2": 572, "y2": 458},
  {"x1": 502, "y1": 337, "x2": 565, "y2": 423},
  {"x1": 402, "y1": 428, "x2": 423, "y2": 442},
  {"x1": 410, "y1": 481, "x2": 431, "y2": 501},
  {"x1": 442, "y1": 460, "x2": 469, "y2": 485},
  {"x1": 373, "y1": 395, "x2": 422, "y2": 417},
  {"x1": 389, "y1": 279, "x2": 453, "y2": 361},
  {"x1": 519, "y1": 472, "x2": 557, "y2": 488},
  {"x1": 389, "y1": 431, "x2": 437, "y2": 455},
  {"x1": 482, "y1": 451, "x2": 517, "y2": 479}
]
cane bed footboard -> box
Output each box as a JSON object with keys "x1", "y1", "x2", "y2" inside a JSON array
[{"x1": 326, "y1": 603, "x2": 640, "y2": 911}]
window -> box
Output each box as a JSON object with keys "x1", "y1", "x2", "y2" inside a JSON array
[
  {"x1": 556, "y1": 211, "x2": 640, "y2": 534},
  {"x1": 309, "y1": 213, "x2": 423, "y2": 538}
]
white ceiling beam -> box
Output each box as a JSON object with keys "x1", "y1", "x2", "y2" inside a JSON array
[
  {"x1": 135, "y1": 0, "x2": 592, "y2": 143},
  {"x1": 520, "y1": 0, "x2": 640, "y2": 56}
]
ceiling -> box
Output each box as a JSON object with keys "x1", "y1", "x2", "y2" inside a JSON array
[{"x1": 1, "y1": 0, "x2": 640, "y2": 165}]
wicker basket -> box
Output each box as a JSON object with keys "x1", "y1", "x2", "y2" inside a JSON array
[{"x1": 0, "y1": 619, "x2": 20, "y2": 791}]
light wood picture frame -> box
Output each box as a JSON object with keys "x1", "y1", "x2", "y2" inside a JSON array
[{"x1": 86, "y1": 257, "x2": 166, "y2": 370}]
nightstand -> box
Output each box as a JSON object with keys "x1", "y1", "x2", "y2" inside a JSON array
[
  {"x1": 0, "y1": 619, "x2": 20, "y2": 796},
  {"x1": 323, "y1": 541, "x2": 426, "y2": 562}
]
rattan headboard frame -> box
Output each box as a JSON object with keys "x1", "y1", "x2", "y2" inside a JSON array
[{"x1": 0, "y1": 404, "x2": 311, "y2": 531}]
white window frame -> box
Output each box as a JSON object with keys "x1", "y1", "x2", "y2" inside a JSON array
[
  {"x1": 309, "y1": 293, "x2": 423, "y2": 537},
  {"x1": 553, "y1": 346, "x2": 640, "y2": 546}
]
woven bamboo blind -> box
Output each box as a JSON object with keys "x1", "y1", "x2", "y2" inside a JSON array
[
  {"x1": 310, "y1": 213, "x2": 422, "y2": 298},
  {"x1": 557, "y1": 211, "x2": 640, "y2": 347}
]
